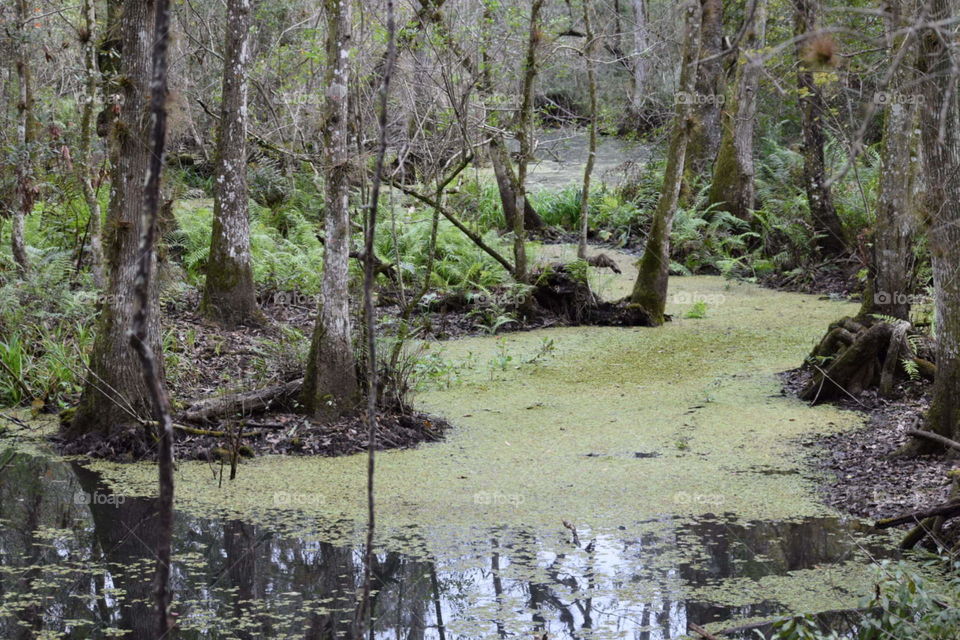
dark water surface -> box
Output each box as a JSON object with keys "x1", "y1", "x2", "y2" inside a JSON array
[{"x1": 0, "y1": 448, "x2": 891, "y2": 639}]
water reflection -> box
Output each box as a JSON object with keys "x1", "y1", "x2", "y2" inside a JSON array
[{"x1": 0, "y1": 449, "x2": 887, "y2": 639}]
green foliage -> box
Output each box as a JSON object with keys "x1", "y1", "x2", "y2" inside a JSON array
[
  {"x1": 683, "y1": 301, "x2": 708, "y2": 319},
  {"x1": 769, "y1": 556, "x2": 960, "y2": 640},
  {"x1": 0, "y1": 251, "x2": 95, "y2": 408},
  {"x1": 168, "y1": 200, "x2": 324, "y2": 294}
]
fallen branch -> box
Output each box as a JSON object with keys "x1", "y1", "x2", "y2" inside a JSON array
[
  {"x1": 180, "y1": 379, "x2": 302, "y2": 423},
  {"x1": 875, "y1": 501, "x2": 960, "y2": 529},
  {"x1": 688, "y1": 622, "x2": 721, "y2": 640},
  {"x1": 906, "y1": 428, "x2": 960, "y2": 453}
]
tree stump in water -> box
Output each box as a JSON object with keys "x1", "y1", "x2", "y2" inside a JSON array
[{"x1": 528, "y1": 261, "x2": 652, "y2": 327}]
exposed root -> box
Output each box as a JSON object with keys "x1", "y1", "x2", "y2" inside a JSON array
[{"x1": 800, "y1": 315, "x2": 934, "y2": 404}]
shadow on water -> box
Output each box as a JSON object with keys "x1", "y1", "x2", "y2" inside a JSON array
[{"x1": 0, "y1": 448, "x2": 890, "y2": 639}]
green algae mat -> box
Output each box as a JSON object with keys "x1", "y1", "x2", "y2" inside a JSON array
[{"x1": 2, "y1": 250, "x2": 899, "y2": 638}]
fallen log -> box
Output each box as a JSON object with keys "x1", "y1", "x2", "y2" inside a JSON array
[
  {"x1": 906, "y1": 428, "x2": 960, "y2": 453},
  {"x1": 180, "y1": 379, "x2": 303, "y2": 423}
]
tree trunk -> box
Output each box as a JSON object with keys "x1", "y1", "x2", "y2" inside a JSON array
[
  {"x1": 857, "y1": 0, "x2": 919, "y2": 321},
  {"x1": 78, "y1": 0, "x2": 105, "y2": 289},
  {"x1": 488, "y1": 136, "x2": 544, "y2": 232},
  {"x1": 630, "y1": 0, "x2": 650, "y2": 116},
  {"x1": 684, "y1": 0, "x2": 725, "y2": 181},
  {"x1": 792, "y1": 0, "x2": 846, "y2": 258},
  {"x1": 578, "y1": 0, "x2": 599, "y2": 259},
  {"x1": 629, "y1": 0, "x2": 702, "y2": 326},
  {"x1": 12, "y1": 0, "x2": 35, "y2": 275},
  {"x1": 201, "y1": 0, "x2": 263, "y2": 327},
  {"x1": 919, "y1": 0, "x2": 960, "y2": 444},
  {"x1": 301, "y1": 0, "x2": 359, "y2": 419},
  {"x1": 708, "y1": 0, "x2": 766, "y2": 219},
  {"x1": 67, "y1": 0, "x2": 164, "y2": 438},
  {"x1": 513, "y1": 0, "x2": 545, "y2": 284}
]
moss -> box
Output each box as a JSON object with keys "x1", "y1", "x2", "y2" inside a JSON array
[{"x1": 80, "y1": 251, "x2": 881, "y2": 622}]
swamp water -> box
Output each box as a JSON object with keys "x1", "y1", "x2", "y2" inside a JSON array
[{"x1": 1, "y1": 250, "x2": 899, "y2": 639}]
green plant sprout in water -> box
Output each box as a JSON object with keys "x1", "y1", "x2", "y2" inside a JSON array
[{"x1": 684, "y1": 300, "x2": 709, "y2": 319}]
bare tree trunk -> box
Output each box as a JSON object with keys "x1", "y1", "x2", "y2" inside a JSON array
[
  {"x1": 68, "y1": 0, "x2": 164, "y2": 438},
  {"x1": 858, "y1": 0, "x2": 919, "y2": 321},
  {"x1": 918, "y1": 0, "x2": 960, "y2": 444},
  {"x1": 12, "y1": 0, "x2": 34, "y2": 275},
  {"x1": 129, "y1": 0, "x2": 175, "y2": 634},
  {"x1": 513, "y1": 0, "x2": 545, "y2": 284},
  {"x1": 708, "y1": 0, "x2": 766, "y2": 219},
  {"x1": 792, "y1": 0, "x2": 846, "y2": 258},
  {"x1": 684, "y1": 0, "x2": 725, "y2": 181},
  {"x1": 488, "y1": 136, "x2": 544, "y2": 232},
  {"x1": 629, "y1": 0, "x2": 702, "y2": 325},
  {"x1": 356, "y1": 5, "x2": 396, "y2": 635},
  {"x1": 630, "y1": 0, "x2": 649, "y2": 116},
  {"x1": 301, "y1": 0, "x2": 359, "y2": 419},
  {"x1": 201, "y1": 0, "x2": 262, "y2": 327},
  {"x1": 578, "y1": 0, "x2": 599, "y2": 259},
  {"x1": 78, "y1": 0, "x2": 105, "y2": 289}
]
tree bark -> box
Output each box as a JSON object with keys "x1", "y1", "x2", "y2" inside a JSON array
[
  {"x1": 857, "y1": 0, "x2": 919, "y2": 321},
  {"x1": 792, "y1": 0, "x2": 846, "y2": 257},
  {"x1": 201, "y1": 0, "x2": 263, "y2": 327},
  {"x1": 685, "y1": 0, "x2": 725, "y2": 181},
  {"x1": 68, "y1": 0, "x2": 164, "y2": 438},
  {"x1": 707, "y1": 0, "x2": 766, "y2": 219},
  {"x1": 918, "y1": 0, "x2": 960, "y2": 444},
  {"x1": 12, "y1": 0, "x2": 35, "y2": 275},
  {"x1": 629, "y1": 0, "x2": 649, "y2": 117},
  {"x1": 78, "y1": 0, "x2": 105, "y2": 289},
  {"x1": 301, "y1": 0, "x2": 359, "y2": 419},
  {"x1": 629, "y1": 0, "x2": 702, "y2": 325},
  {"x1": 513, "y1": 0, "x2": 545, "y2": 284},
  {"x1": 578, "y1": 0, "x2": 599, "y2": 260}
]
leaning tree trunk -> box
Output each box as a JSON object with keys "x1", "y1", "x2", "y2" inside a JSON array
[
  {"x1": 918, "y1": 0, "x2": 960, "y2": 445},
  {"x1": 67, "y1": 0, "x2": 163, "y2": 438},
  {"x1": 201, "y1": 0, "x2": 263, "y2": 327},
  {"x1": 708, "y1": 0, "x2": 766, "y2": 219},
  {"x1": 628, "y1": 0, "x2": 702, "y2": 326},
  {"x1": 301, "y1": 0, "x2": 359, "y2": 419},
  {"x1": 684, "y1": 0, "x2": 725, "y2": 184},
  {"x1": 12, "y1": 0, "x2": 35, "y2": 275},
  {"x1": 857, "y1": 0, "x2": 919, "y2": 321},
  {"x1": 792, "y1": 0, "x2": 846, "y2": 258},
  {"x1": 489, "y1": 136, "x2": 545, "y2": 232}
]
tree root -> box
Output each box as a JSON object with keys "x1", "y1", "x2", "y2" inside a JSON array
[{"x1": 800, "y1": 315, "x2": 934, "y2": 403}]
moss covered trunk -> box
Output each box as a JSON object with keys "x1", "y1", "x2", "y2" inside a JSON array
[
  {"x1": 201, "y1": 0, "x2": 262, "y2": 327},
  {"x1": 919, "y1": 0, "x2": 960, "y2": 443},
  {"x1": 792, "y1": 0, "x2": 846, "y2": 258},
  {"x1": 857, "y1": 0, "x2": 919, "y2": 321},
  {"x1": 629, "y1": 0, "x2": 702, "y2": 325},
  {"x1": 301, "y1": 0, "x2": 359, "y2": 419},
  {"x1": 707, "y1": 0, "x2": 766, "y2": 219},
  {"x1": 67, "y1": 0, "x2": 162, "y2": 438}
]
